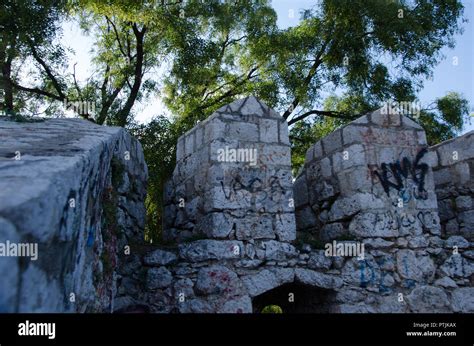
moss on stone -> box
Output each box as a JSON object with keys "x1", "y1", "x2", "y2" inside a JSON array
[{"x1": 261, "y1": 305, "x2": 283, "y2": 313}]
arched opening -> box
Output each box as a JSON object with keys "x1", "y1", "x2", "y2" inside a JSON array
[{"x1": 252, "y1": 282, "x2": 337, "y2": 313}]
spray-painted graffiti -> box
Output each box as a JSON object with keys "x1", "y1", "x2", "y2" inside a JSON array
[
  {"x1": 358, "y1": 255, "x2": 421, "y2": 292},
  {"x1": 358, "y1": 257, "x2": 393, "y2": 293},
  {"x1": 220, "y1": 169, "x2": 286, "y2": 212},
  {"x1": 373, "y1": 148, "x2": 429, "y2": 200}
]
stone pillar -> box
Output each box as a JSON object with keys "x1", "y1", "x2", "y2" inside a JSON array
[
  {"x1": 163, "y1": 96, "x2": 295, "y2": 243},
  {"x1": 295, "y1": 108, "x2": 440, "y2": 243},
  {"x1": 430, "y1": 131, "x2": 474, "y2": 241}
]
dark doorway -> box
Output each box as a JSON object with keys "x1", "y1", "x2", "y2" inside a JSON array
[{"x1": 252, "y1": 282, "x2": 336, "y2": 313}]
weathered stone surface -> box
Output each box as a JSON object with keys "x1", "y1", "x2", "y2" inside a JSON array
[
  {"x1": 261, "y1": 240, "x2": 298, "y2": 261},
  {"x1": 445, "y1": 236, "x2": 469, "y2": 249},
  {"x1": 144, "y1": 249, "x2": 178, "y2": 266},
  {"x1": 242, "y1": 268, "x2": 294, "y2": 297},
  {"x1": 178, "y1": 298, "x2": 214, "y2": 313},
  {"x1": 349, "y1": 212, "x2": 399, "y2": 238},
  {"x1": 147, "y1": 267, "x2": 173, "y2": 290},
  {"x1": 307, "y1": 250, "x2": 332, "y2": 270},
  {"x1": 0, "y1": 117, "x2": 148, "y2": 312},
  {"x1": 451, "y1": 287, "x2": 474, "y2": 312},
  {"x1": 295, "y1": 268, "x2": 342, "y2": 289},
  {"x1": 440, "y1": 255, "x2": 474, "y2": 278},
  {"x1": 434, "y1": 277, "x2": 458, "y2": 289},
  {"x1": 219, "y1": 295, "x2": 252, "y2": 313},
  {"x1": 179, "y1": 240, "x2": 244, "y2": 262},
  {"x1": 337, "y1": 303, "x2": 376, "y2": 313},
  {"x1": 396, "y1": 250, "x2": 435, "y2": 282},
  {"x1": 195, "y1": 265, "x2": 241, "y2": 296},
  {"x1": 236, "y1": 215, "x2": 274, "y2": 240},
  {"x1": 275, "y1": 213, "x2": 296, "y2": 242},
  {"x1": 0, "y1": 217, "x2": 20, "y2": 312},
  {"x1": 406, "y1": 286, "x2": 450, "y2": 313}
]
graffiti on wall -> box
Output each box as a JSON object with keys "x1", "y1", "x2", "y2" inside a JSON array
[
  {"x1": 220, "y1": 168, "x2": 287, "y2": 212},
  {"x1": 373, "y1": 148, "x2": 429, "y2": 201}
]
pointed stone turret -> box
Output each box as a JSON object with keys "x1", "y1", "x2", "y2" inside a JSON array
[{"x1": 163, "y1": 96, "x2": 295, "y2": 244}]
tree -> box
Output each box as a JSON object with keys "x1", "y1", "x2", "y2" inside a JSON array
[
  {"x1": 164, "y1": 0, "x2": 466, "y2": 126},
  {"x1": 0, "y1": 0, "x2": 67, "y2": 115}
]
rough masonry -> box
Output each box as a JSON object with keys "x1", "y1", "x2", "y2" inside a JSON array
[
  {"x1": 0, "y1": 96, "x2": 472, "y2": 314},
  {"x1": 0, "y1": 117, "x2": 147, "y2": 312},
  {"x1": 135, "y1": 99, "x2": 473, "y2": 313}
]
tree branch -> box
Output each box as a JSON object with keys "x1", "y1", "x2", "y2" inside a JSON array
[
  {"x1": 282, "y1": 36, "x2": 332, "y2": 120},
  {"x1": 27, "y1": 40, "x2": 66, "y2": 100},
  {"x1": 287, "y1": 109, "x2": 357, "y2": 126},
  {"x1": 105, "y1": 15, "x2": 129, "y2": 61}
]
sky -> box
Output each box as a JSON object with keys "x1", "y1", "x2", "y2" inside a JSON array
[{"x1": 62, "y1": 0, "x2": 473, "y2": 133}]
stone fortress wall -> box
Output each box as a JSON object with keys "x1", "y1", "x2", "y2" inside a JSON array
[
  {"x1": 135, "y1": 97, "x2": 473, "y2": 313},
  {"x1": 430, "y1": 131, "x2": 474, "y2": 242},
  {"x1": 0, "y1": 118, "x2": 147, "y2": 312},
  {"x1": 0, "y1": 96, "x2": 472, "y2": 313}
]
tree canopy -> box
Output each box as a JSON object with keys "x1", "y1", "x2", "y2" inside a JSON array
[{"x1": 0, "y1": 0, "x2": 470, "y2": 242}]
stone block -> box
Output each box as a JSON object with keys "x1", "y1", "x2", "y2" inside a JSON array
[
  {"x1": 0, "y1": 217, "x2": 20, "y2": 312},
  {"x1": 402, "y1": 116, "x2": 423, "y2": 130},
  {"x1": 178, "y1": 240, "x2": 244, "y2": 262},
  {"x1": 293, "y1": 175, "x2": 308, "y2": 208},
  {"x1": 204, "y1": 118, "x2": 227, "y2": 143},
  {"x1": 146, "y1": 267, "x2": 173, "y2": 290},
  {"x1": 295, "y1": 206, "x2": 317, "y2": 231},
  {"x1": 322, "y1": 129, "x2": 342, "y2": 154},
  {"x1": 295, "y1": 268, "x2": 342, "y2": 289},
  {"x1": 278, "y1": 120, "x2": 290, "y2": 145},
  {"x1": 371, "y1": 109, "x2": 401, "y2": 127},
  {"x1": 451, "y1": 287, "x2": 474, "y2": 312},
  {"x1": 406, "y1": 286, "x2": 450, "y2": 313},
  {"x1": 144, "y1": 249, "x2": 178, "y2": 266},
  {"x1": 196, "y1": 213, "x2": 234, "y2": 239},
  {"x1": 228, "y1": 121, "x2": 259, "y2": 142},
  {"x1": 236, "y1": 214, "x2": 274, "y2": 240},
  {"x1": 176, "y1": 137, "x2": 185, "y2": 161},
  {"x1": 320, "y1": 223, "x2": 345, "y2": 242},
  {"x1": 308, "y1": 250, "x2": 332, "y2": 270},
  {"x1": 342, "y1": 125, "x2": 365, "y2": 146},
  {"x1": 396, "y1": 250, "x2": 435, "y2": 282},
  {"x1": 455, "y1": 196, "x2": 472, "y2": 211},
  {"x1": 219, "y1": 296, "x2": 252, "y2": 313},
  {"x1": 185, "y1": 132, "x2": 194, "y2": 156},
  {"x1": 195, "y1": 265, "x2": 241, "y2": 296},
  {"x1": 261, "y1": 240, "x2": 297, "y2": 261},
  {"x1": 274, "y1": 213, "x2": 296, "y2": 242},
  {"x1": 259, "y1": 119, "x2": 278, "y2": 143},
  {"x1": 241, "y1": 268, "x2": 293, "y2": 297}
]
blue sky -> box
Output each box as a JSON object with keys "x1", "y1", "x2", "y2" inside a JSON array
[{"x1": 62, "y1": 0, "x2": 473, "y2": 133}]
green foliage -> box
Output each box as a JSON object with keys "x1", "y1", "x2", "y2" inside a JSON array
[
  {"x1": 261, "y1": 305, "x2": 283, "y2": 313},
  {"x1": 130, "y1": 116, "x2": 181, "y2": 243},
  {"x1": 0, "y1": 0, "x2": 67, "y2": 114},
  {"x1": 2, "y1": 0, "x2": 470, "y2": 246}
]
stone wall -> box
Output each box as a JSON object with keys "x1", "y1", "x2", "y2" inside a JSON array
[
  {"x1": 134, "y1": 100, "x2": 473, "y2": 313},
  {"x1": 0, "y1": 117, "x2": 147, "y2": 312},
  {"x1": 163, "y1": 96, "x2": 295, "y2": 243},
  {"x1": 430, "y1": 131, "x2": 474, "y2": 241},
  {"x1": 292, "y1": 109, "x2": 473, "y2": 313},
  {"x1": 1, "y1": 98, "x2": 472, "y2": 314}
]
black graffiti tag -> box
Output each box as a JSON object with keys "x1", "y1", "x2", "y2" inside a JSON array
[{"x1": 373, "y1": 148, "x2": 429, "y2": 198}]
